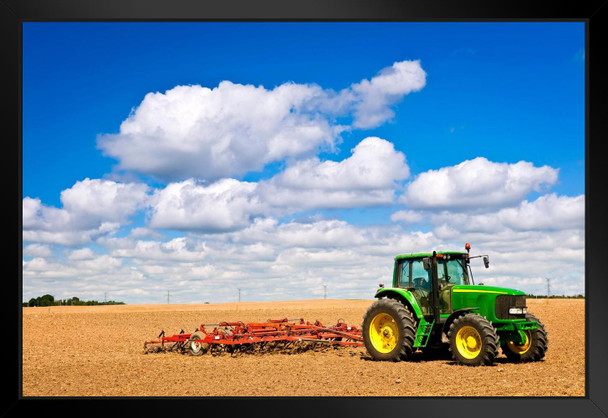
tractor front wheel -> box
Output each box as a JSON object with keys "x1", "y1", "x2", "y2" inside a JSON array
[
  {"x1": 362, "y1": 298, "x2": 417, "y2": 361},
  {"x1": 501, "y1": 313, "x2": 548, "y2": 362},
  {"x1": 448, "y1": 313, "x2": 499, "y2": 366}
]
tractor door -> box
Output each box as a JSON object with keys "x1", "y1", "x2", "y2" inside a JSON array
[
  {"x1": 425, "y1": 253, "x2": 452, "y2": 324},
  {"x1": 435, "y1": 256, "x2": 469, "y2": 315},
  {"x1": 411, "y1": 259, "x2": 432, "y2": 316},
  {"x1": 435, "y1": 259, "x2": 453, "y2": 315},
  {"x1": 397, "y1": 259, "x2": 432, "y2": 316}
]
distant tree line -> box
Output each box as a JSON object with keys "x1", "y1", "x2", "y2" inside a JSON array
[{"x1": 23, "y1": 294, "x2": 126, "y2": 307}]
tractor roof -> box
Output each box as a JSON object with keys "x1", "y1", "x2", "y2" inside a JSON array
[{"x1": 394, "y1": 251, "x2": 467, "y2": 261}]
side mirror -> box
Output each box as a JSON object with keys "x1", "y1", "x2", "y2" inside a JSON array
[
  {"x1": 423, "y1": 257, "x2": 431, "y2": 270},
  {"x1": 483, "y1": 256, "x2": 489, "y2": 268}
]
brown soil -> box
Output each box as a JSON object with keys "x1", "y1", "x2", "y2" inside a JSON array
[{"x1": 22, "y1": 298, "x2": 584, "y2": 397}]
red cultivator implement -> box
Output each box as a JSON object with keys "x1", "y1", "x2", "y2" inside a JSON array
[{"x1": 144, "y1": 318, "x2": 364, "y2": 356}]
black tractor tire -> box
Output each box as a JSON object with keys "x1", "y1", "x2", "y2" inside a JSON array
[
  {"x1": 501, "y1": 313, "x2": 549, "y2": 362},
  {"x1": 362, "y1": 298, "x2": 417, "y2": 361},
  {"x1": 448, "y1": 313, "x2": 499, "y2": 366},
  {"x1": 187, "y1": 333, "x2": 209, "y2": 356}
]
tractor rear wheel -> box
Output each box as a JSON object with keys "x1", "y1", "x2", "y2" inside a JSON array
[
  {"x1": 501, "y1": 313, "x2": 548, "y2": 362},
  {"x1": 362, "y1": 298, "x2": 417, "y2": 361},
  {"x1": 448, "y1": 313, "x2": 499, "y2": 366}
]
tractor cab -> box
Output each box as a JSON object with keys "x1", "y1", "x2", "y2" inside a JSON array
[
  {"x1": 394, "y1": 250, "x2": 472, "y2": 316},
  {"x1": 391, "y1": 244, "x2": 489, "y2": 322}
]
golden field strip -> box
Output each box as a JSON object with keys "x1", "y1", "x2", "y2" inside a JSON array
[{"x1": 22, "y1": 298, "x2": 584, "y2": 397}]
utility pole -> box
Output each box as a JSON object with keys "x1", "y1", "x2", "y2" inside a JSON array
[
  {"x1": 167, "y1": 290, "x2": 170, "y2": 304},
  {"x1": 323, "y1": 285, "x2": 327, "y2": 299},
  {"x1": 238, "y1": 288, "x2": 241, "y2": 303},
  {"x1": 546, "y1": 278, "x2": 551, "y2": 298},
  {"x1": 104, "y1": 292, "x2": 107, "y2": 303}
]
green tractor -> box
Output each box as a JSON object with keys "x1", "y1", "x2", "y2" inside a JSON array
[{"x1": 362, "y1": 243, "x2": 548, "y2": 366}]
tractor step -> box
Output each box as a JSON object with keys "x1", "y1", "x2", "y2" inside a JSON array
[{"x1": 414, "y1": 319, "x2": 435, "y2": 348}]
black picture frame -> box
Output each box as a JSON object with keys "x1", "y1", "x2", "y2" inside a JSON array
[{"x1": 5, "y1": 0, "x2": 607, "y2": 417}]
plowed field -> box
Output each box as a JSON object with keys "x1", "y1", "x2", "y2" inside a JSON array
[{"x1": 22, "y1": 298, "x2": 584, "y2": 397}]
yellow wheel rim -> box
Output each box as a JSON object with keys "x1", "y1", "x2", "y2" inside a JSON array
[
  {"x1": 507, "y1": 331, "x2": 532, "y2": 354},
  {"x1": 455, "y1": 325, "x2": 482, "y2": 359},
  {"x1": 369, "y1": 313, "x2": 399, "y2": 354}
]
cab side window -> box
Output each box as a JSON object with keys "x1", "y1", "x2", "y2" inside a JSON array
[
  {"x1": 411, "y1": 260, "x2": 430, "y2": 291},
  {"x1": 398, "y1": 260, "x2": 410, "y2": 288},
  {"x1": 445, "y1": 260, "x2": 466, "y2": 286}
]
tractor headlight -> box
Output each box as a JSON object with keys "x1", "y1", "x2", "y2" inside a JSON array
[{"x1": 508, "y1": 307, "x2": 527, "y2": 315}]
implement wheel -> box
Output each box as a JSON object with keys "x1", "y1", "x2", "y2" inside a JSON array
[
  {"x1": 448, "y1": 313, "x2": 498, "y2": 366},
  {"x1": 187, "y1": 333, "x2": 209, "y2": 356},
  {"x1": 362, "y1": 298, "x2": 417, "y2": 361},
  {"x1": 501, "y1": 313, "x2": 548, "y2": 362}
]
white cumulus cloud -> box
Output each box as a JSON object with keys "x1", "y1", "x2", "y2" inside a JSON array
[
  {"x1": 148, "y1": 178, "x2": 266, "y2": 232},
  {"x1": 402, "y1": 157, "x2": 559, "y2": 211},
  {"x1": 429, "y1": 193, "x2": 584, "y2": 234},
  {"x1": 269, "y1": 136, "x2": 409, "y2": 190},
  {"x1": 23, "y1": 178, "x2": 149, "y2": 246},
  {"x1": 390, "y1": 210, "x2": 425, "y2": 224},
  {"x1": 259, "y1": 136, "x2": 409, "y2": 211},
  {"x1": 147, "y1": 137, "x2": 410, "y2": 232},
  {"x1": 497, "y1": 193, "x2": 584, "y2": 231},
  {"x1": 97, "y1": 60, "x2": 425, "y2": 182},
  {"x1": 348, "y1": 60, "x2": 427, "y2": 128}
]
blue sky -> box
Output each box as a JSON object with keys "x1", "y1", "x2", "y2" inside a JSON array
[{"x1": 22, "y1": 22, "x2": 585, "y2": 304}]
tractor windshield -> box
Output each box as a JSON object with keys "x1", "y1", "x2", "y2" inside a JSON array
[{"x1": 437, "y1": 258, "x2": 469, "y2": 286}]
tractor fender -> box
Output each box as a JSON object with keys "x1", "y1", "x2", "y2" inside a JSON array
[
  {"x1": 441, "y1": 308, "x2": 480, "y2": 336},
  {"x1": 374, "y1": 288, "x2": 424, "y2": 320}
]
